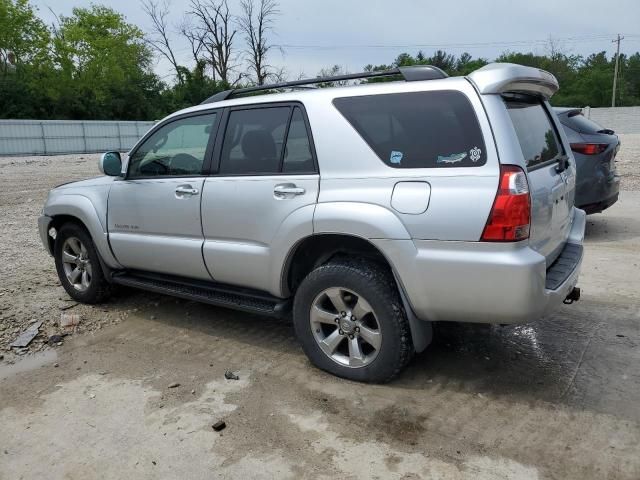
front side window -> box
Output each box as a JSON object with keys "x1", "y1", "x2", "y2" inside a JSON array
[
  {"x1": 505, "y1": 97, "x2": 562, "y2": 169},
  {"x1": 333, "y1": 91, "x2": 487, "y2": 168},
  {"x1": 128, "y1": 113, "x2": 216, "y2": 178}
]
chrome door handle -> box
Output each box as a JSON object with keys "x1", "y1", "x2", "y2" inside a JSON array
[
  {"x1": 175, "y1": 186, "x2": 199, "y2": 196},
  {"x1": 274, "y1": 184, "x2": 305, "y2": 197}
]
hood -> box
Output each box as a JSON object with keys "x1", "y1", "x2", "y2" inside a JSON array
[{"x1": 54, "y1": 175, "x2": 117, "y2": 190}]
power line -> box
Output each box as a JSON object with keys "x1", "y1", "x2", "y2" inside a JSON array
[{"x1": 278, "y1": 34, "x2": 631, "y2": 51}]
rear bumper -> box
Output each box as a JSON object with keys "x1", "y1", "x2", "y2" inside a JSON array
[
  {"x1": 374, "y1": 207, "x2": 586, "y2": 325},
  {"x1": 576, "y1": 165, "x2": 620, "y2": 214},
  {"x1": 579, "y1": 190, "x2": 619, "y2": 215}
]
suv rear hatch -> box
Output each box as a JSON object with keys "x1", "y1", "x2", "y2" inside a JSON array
[{"x1": 504, "y1": 94, "x2": 574, "y2": 266}]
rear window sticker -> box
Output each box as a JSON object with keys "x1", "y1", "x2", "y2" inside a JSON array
[
  {"x1": 469, "y1": 146, "x2": 482, "y2": 162},
  {"x1": 390, "y1": 150, "x2": 403, "y2": 164},
  {"x1": 437, "y1": 152, "x2": 467, "y2": 164}
]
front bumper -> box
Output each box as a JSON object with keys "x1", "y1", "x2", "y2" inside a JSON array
[
  {"x1": 374, "y1": 207, "x2": 586, "y2": 325},
  {"x1": 38, "y1": 215, "x2": 54, "y2": 255}
]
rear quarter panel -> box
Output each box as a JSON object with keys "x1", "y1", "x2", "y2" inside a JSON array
[{"x1": 306, "y1": 78, "x2": 500, "y2": 241}]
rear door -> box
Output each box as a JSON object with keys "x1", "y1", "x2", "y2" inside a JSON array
[
  {"x1": 503, "y1": 95, "x2": 574, "y2": 264},
  {"x1": 201, "y1": 103, "x2": 319, "y2": 293}
]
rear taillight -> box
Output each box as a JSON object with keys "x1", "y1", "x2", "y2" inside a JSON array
[
  {"x1": 481, "y1": 165, "x2": 531, "y2": 242},
  {"x1": 570, "y1": 143, "x2": 608, "y2": 155}
]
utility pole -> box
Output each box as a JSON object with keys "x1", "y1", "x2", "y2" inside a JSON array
[{"x1": 612, "y1": 34, "x2": 624, "y2": 107}]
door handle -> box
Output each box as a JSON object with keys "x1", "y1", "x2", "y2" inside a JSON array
[
  {"x1": 175, "y1": 186, "x2": 199, "y2": 196},
  {"x1": 274, "y1": 184, "x2": 305, "y2": 197}
]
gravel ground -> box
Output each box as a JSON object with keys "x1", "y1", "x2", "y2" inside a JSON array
[
  {"x1": 0, "y1": 134, "x2": 638, "y2": 358},
  {"x1": 616, "y1": 134, "x2": 640, "y2": 190},
  {"x1": 0, "y1": 153, "x2": 147, "y2": 359},
  {"x1": 0, "y1": 136, "x2": 639, "y2": 479}
]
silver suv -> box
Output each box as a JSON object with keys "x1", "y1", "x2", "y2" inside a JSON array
[{"x1": 39, "y1": 63, "x2": 585, "y2": 382}]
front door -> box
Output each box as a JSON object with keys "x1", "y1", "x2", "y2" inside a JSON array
[
  {"x1": 108, "y1": 112, "x2": 218, "y2": 280},
  {"x1": 201, "y1": 104, "x2": 319, "y2": 293}
]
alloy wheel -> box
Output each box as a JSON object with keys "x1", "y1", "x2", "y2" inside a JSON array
[{"x1": 309, "y1": 287, "x2": 382, "y2": 368}]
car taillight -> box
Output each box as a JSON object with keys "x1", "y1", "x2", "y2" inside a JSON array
[
  {"x1": 481, "y1": 165, "x2": 531, "y2": 242},
  {"x1": 570, "y1": 143, "x2": 608, "y2": 155}
]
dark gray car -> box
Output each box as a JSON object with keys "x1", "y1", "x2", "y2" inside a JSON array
[{"x1": 555, "y1": 107, "x2": 621, "y2": 214}]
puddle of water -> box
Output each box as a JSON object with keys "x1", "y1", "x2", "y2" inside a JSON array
[{"x1": 0, "y1": 349, "x2": 58, "y2": 381}]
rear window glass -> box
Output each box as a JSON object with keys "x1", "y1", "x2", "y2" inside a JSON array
[
  {"x1": 333, "y1": 91, "x2": 487, "y2": 168},
  {"x1": 505, "y1": 97, "x2": 563, "y2": 169},
  {"x1": 562, "y1": 112, "x2": 605, "y2": 134}
]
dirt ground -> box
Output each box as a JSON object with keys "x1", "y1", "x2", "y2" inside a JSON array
[{"x1": 0, "y1": 137, "x2": 639, "y2": 479}]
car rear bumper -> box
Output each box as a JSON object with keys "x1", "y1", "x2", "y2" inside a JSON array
[
  {"x1": 374, "y1": 207, "x2": 586, "y2": 325},
  {"x1": 576, "y1": 166, "x2": 620, "y2": 214},
  {"x1": 578, "y1": 190, "x2": 619, "y2": 215}
]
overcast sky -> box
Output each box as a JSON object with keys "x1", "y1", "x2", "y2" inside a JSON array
[{"x1": 32, "y1": 0, "x2": 640, "y2": 82}]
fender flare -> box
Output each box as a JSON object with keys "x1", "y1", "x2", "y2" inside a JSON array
[
  {"x1": 313, "y1": 202, "x2": 411, "y2": 240},
  {"x1": 44, "y1": 194, "x2": 122, "y2": 269}
]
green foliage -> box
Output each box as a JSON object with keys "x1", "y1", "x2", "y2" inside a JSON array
[
  {"x1": 50, "y1": 5, "x2": 163, "y2": 119},
  {"x1": 0, "y1": 0, "x2": 52, "y2": 117},
  {"x1": 0, "y1": 0, "x2": 227, "y2": 120},
  {"x1": 363, "y1": 50, "x2": 488, "y2": 82},
  {"x1": 360, "y1": 48, "x2": 640, "y2": 107}
]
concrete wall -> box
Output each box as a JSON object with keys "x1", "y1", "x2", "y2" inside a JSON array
[
  {"x1": 0, "y1": 120, "x2": 155, "y2": 156},
  {"x1": 584, "y1": 107, "x2": 640, "y2": 134}
]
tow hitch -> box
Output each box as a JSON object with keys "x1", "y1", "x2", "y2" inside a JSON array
[{"x1": 563, "y1": 287, "x2": 581, "y2": 305}]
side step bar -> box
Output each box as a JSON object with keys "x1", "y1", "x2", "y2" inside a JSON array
[{"x1": 111, "y1": 272, "x2": 291, "y2": 318}]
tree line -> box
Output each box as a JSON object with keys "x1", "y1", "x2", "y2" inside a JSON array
[{"x1": 1, "y1": 0, "x2": 639, "y2": 121}]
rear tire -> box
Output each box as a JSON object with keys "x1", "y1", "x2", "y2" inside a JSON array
[
  {"x1": 54, "y1": 223, "x2": 112, "y2": 304},
  {"x1": 293, "y1": 259, "x2": 413, "y2": 383}
]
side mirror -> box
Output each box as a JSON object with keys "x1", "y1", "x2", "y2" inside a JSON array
[{"x1": 99, "y1": 151, "x2": 122, "y2": 176}]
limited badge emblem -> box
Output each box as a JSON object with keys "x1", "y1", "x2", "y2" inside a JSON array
[{"x1": 469, "y1": 146, "x2": 482, "y2": 162}]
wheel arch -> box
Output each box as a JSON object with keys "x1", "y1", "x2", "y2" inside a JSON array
[
  {"x1": 44, "y1": 195, "x2": 122, "y2": 269},
  {"x1": 281, "y1": 233, "x2": 432, "y2": 353}
]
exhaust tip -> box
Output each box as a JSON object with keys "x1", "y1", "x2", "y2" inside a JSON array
[{"x1": 563, "y1": 287, "x2": 581, "y2": 305}]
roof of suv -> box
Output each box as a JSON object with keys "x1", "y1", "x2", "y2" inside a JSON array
[{"x1": 168, "y1": 62, "x2": 559, "y2": 122}]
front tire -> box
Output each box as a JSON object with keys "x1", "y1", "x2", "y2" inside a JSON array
[
  {"x1": 54, "y1": 223, "x2": 112, "y2": 304},
  {"x1": 293, "y1": 259, "x2": 413, "y2": 383}
]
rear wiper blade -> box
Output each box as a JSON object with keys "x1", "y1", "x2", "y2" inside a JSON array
[{"x1": 597, "y1": 128, "x2": 615, "y2": 135}]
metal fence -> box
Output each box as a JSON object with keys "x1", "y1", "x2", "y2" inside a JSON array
[
  {"x1": 0, "y1": 119, "x2": 155, "y2": 156},
  {"x1": 1, "y1": 106, "x2": 639, "y2": 157}
]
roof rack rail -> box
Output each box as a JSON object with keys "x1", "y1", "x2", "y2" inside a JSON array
[{"x1": 200, "y1": 65, "x2": 448, "y2": 104}]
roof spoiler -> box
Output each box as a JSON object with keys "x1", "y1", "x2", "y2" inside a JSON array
[{"x1": 467, "y1": 63, "x2": 559, "y2": 99}]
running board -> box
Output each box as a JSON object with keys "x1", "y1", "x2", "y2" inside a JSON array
[{"x1": 111, "y1": 272, "x2": 291, "y2": 318}]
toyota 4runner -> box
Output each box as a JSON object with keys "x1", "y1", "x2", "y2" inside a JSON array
[{"x1": 39, "y1": 63, "x2": 585, "y2": 382}]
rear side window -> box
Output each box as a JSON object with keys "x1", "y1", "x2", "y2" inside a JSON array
[
  {"x1": 219, "y1": 105, "x2": 316, "y2": 175},
  {"x1": 333, "y1": 91, "x2": 487, "y2": 168},
  {"x1": 220, "y1": 107, "x2": 290, "y2": 175},
  {"x1": 505, "y1": 97, "x2": 562, "y2": 169},
  {"x1": 283, "y1": 107, "x2": 315, "y2": 173}
]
